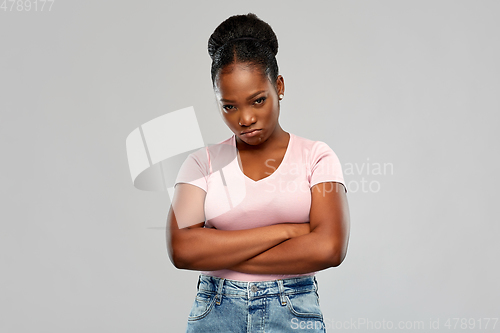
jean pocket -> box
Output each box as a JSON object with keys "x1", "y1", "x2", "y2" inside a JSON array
[
  {"x1": 285, "y1": 291, "x2": 323, "y2": 319},
  {"x1": 188, "y1": 292, "x2": 216, "y2": 321}
]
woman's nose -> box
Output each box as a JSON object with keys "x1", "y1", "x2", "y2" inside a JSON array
[{"x1": 238, "y1": 108, "x2": 256, "y2": 126}]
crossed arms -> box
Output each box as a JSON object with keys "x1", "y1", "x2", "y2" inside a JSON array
[{"x1": 166, "y1": 182, "x2": 350, "y2": 275}]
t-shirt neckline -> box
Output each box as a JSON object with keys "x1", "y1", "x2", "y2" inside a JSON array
[{"x1": 232, "y1": 132, "x2": 293, "y2": 183}]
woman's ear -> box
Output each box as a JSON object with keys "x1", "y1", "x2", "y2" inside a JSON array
[{"x1": 276, "y1": 75, "x2": 285, "y2": 96}]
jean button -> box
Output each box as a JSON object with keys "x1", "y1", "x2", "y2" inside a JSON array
[{"x1": 251, "y1": 285, "x2": 258, "y2": 292}]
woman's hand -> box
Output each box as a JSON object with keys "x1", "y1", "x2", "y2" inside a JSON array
[{"x1": 206, "y1": 222, "x2": 309, "y2": 239}]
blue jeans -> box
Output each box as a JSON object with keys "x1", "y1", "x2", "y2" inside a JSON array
[{"x1": 185, "y1": 274, "x2": 327, "y2": 332}]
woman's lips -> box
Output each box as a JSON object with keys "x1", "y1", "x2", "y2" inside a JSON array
[{"x1": 241, "y1": 129, "x2": 262, "y2": 137}]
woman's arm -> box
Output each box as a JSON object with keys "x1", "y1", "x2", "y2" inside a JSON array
[
  {"x1": 226, "y1": 182, "x2": 350, "y2": 274},
  {"x1": 166, "y1": 183, "x2": 310, "y2": 271}
]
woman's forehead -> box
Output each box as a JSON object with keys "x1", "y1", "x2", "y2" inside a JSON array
[{"x1": 215, "y1": 64, "x2": 271, "y2": 95}]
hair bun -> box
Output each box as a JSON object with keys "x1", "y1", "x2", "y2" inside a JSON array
[{"x1": 208, "y1": 13, "x2": 279, "y2": 60}]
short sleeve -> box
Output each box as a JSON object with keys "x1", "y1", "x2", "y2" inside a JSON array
[
  {"x1": 174, "y1": 147, "x2": 209, "y2": 193},
  {"x1": 309, "y1": 141, "x2": 347, "y2": 193}
]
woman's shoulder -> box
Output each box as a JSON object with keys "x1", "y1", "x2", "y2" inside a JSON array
[
  {"x1": 206, "y1": 134, "x2": 235, "y2": 156},
  {"x1": 187, "y1": 135, "x2": 234, "y2": 159},
  {"x1": 290, "y1": 132, "x2": 331, "y2": 151},
  {"x1": 195, "y1": 134, "x2": 237, "y2": 172}
]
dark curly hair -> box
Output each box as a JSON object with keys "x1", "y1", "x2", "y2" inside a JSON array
[{"x1": 208, "y1": 13, "x2": 279, "y2": 87}]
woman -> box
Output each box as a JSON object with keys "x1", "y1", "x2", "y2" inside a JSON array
[{"x1": 167, "y1": 13, "x2": 350, "y2": 332}]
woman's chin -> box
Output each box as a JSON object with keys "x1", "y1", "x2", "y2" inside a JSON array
[{"x1": 238, "y1": 134, "x2": 265, "y2": 146}]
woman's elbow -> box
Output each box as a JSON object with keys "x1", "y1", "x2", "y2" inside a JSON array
[
  {"x1": 325, "y1": 244, "x2": 348, "y2": 267},
  {"x1": 167, "y1": 240, "x2": 191, "y2": 269},
  {"x1": 170, "y1": 250, "x2": 186, "y2": 269}
]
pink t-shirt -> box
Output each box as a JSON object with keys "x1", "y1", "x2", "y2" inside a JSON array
[{"x1": 174, "y1": 132, "x2": 346, "y2": 281}]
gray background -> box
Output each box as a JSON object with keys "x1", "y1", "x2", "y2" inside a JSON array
[{"x1": 1, "y1": 0, "x2": 499, "y2": 332}]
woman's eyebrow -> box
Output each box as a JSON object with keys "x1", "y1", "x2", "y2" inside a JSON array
[
  {"x1": 245, "y1": 90, "x2": 266, "y2": 100},
  {"x1": 220, "y1": 90, "x2": 266, "y2": 103}
]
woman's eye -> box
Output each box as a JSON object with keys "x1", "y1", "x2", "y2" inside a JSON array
[
  {"x1": 254, "y1": 97, "x2": 266, "y2": 105},
  {"x1": 223, "y1": 105, "x2": 235, "y2": 111}
]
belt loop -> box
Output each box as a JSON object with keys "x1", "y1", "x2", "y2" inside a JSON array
[
  {"x1": 215, "y1": 277, "x2": 225, "y2": 305},
  {"x1": 197, "y1": 275, "x2": 201, "y2": 291},
  {"x1": 313, "y1": 276, "x2": 320, "y2": 301},
  {"x1": 276, "y1": 279, "x2": 287, "y2": 306}
]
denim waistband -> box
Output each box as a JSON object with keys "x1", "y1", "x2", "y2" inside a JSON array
[{"x1": 197, "y1": 273, "x2": 318, "y2": 304}]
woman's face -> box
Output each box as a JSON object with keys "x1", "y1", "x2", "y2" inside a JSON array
[{"x1": 214, "y1": 63, "x2": 284, "y2": 146}]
